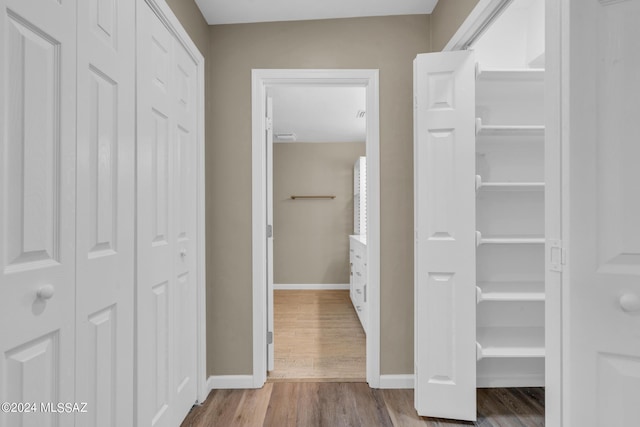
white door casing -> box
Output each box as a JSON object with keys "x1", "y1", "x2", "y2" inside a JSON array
[
  {"x1": 266, "y1": 96, "x2": 275, "y2": 372},
  {"x1": 414, "y1": 51, "x2": 477, "y2": 421},
  {"x1": 564, "y1": 0, "x2": 640, "y2": 426},
  {"x1": 75, "y1": 0, "x2": 136, "y2": 425},
  {"x1": 251, "y1": 69, "x2": 381, "y2": 388},
  {"x1": 0, "y1": 0, "x2": 77, "y2": 426},
  {"x1": 136, "y1": 2, "x2": 200, "y2": 425}
]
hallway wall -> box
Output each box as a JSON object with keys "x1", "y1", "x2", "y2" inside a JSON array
[
  {"x1": 430, "y1": 0, "x2": 482, "y2": 51},
  {"x1": 273, "y1": 142, "x2": 365, "y2": 285},
  {"x1": 207, "y1": 15, "x2": 430, "y2": 376}
]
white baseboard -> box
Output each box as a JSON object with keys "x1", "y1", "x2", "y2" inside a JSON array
[
  {"x1": 274, "y1": 283, "x2": 349, "y2": 290},
  {"x1": 207, "y1": 375, "x2": 255, "y2": 390},
  {"x1": 378, "y1": 374, "x2": 414, "y2": 389}
]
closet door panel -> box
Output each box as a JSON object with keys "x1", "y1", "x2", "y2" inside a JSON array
[
  {"x1": 137, "y1": 5, "x2": 175, "y2": 426},
  {"x1": 0, "y1": 0, "x2": 77, "y2": 426},
  {"x1": 172, "y1": 42, "x2": 198, "y2": 424},
  {"x1": 75, "y1": 0, "x2": 135, "y2": 425},
  {"x1": 137, "y1": 3, "x2": 199, "y2": 425},
  {"x1": 414, "y1": 51, "x2": 477, "y2": 422}
]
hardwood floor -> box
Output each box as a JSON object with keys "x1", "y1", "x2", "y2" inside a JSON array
[
  {"x1": 268, "y1": 290, "x2": 366, "y2": 381},
  {"x1": 180, "y1": 383, "x2": 545, "y2": 427}
]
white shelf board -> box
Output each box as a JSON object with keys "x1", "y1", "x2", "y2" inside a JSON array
[
  {"x1": 476, "y1": 232, "x2": 545, "y2": 245},
  {"x1": 477, "y1": 181, "x2": 545, "y2": 192},
  {"x1": 476, "y1": 326, "x2": 545, "y2": 360},
  {"x1": 475, "y1": 119, "x2": 545, "y2": 137},
  {"x1": 477, "y1": 68, "x2": 545, "y2": 82},
  {"x1": 477, "y1": 124, "x2": 546, "y2": 137},
  {"x1": 476, "y1": 282, "x2": 545, "y2": 302}
]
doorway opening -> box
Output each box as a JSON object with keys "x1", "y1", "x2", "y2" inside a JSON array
[
  {"x1": 251, "y1": 70, "x2": 381, "y2": 387},
  {"x1": 268, "y1": 85, "x2": 367, "y2": 381}
]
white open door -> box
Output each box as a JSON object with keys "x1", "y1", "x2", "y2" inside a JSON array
[
  {"x1": 266, "y1": 96, "x2": 275, "y2": 372},
  {"x1": 414, "y1": 50, "x2": 477, "y2": 421},
  {"x1": 564, "y1": 1, "x2": 640, "y2": 426}
]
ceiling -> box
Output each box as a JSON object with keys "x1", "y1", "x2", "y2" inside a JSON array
[
  {"x1": 270, "y1": 86, "x2": 366, "y2": 143},
  {"x1": 195, "y1": 0, "x2": 439, "y2": 25}
]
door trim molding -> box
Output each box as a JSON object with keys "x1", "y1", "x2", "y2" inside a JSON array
[
  {"x1": 142, "y1": 0, "x2": 208, "y2": 404},
  {"x1": 251, "y1": 69, "x2": 381, "y2": 388}
]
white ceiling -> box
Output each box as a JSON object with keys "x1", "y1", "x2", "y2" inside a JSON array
[
  {"x1": 195, "y1": 0, "x2": 439, "y2": 25},
  {"x1": 270, "y1": 86, "x2": 366, "y2": 143}
]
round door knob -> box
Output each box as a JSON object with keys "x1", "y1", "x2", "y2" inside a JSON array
[
  {"x1": 619, "y1": 293, "x2": 640, "y2": 313},
  {"x1": 37, "y1": 285, "x2": 55, "y2": 300}
]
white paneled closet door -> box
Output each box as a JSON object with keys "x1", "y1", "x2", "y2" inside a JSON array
[
  {"x1": 172, "y1": 26, "x2": 199, "y2": 421},
  {"x1": 0, "y1": 1, "x2": 77, "y2": 426},
  {"x1": 136, "y1": 2, "x2": 199, "y2": 426},
  {"x1": 566, "y1": 0, "x2": 640, "y2": 425},
  {"x1": 413, "y1": 50, "x2": 477, "y2": 422},
  {"x1": 75, "y1": 0, "x2": 136, "y2": 426}
]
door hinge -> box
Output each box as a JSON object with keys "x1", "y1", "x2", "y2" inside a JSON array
[
  {"x1": 414, "y1": 95, "x2": 418, "y2": 110},
  {"x1": 267, "y1": 331, "x2": 273, "y2": 345},
  {"x1": 267, "y1": 224, "x2": 273, "y2": 238},
  {"x1": 549, "y1": 239, "x2": 566, "y2": 272},
  {"x1": 266, "y1": 117, "x2": 273, "y2": 132}
]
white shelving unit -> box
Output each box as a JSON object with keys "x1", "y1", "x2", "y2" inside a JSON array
[
  {"x1": 349, "y1": 235, "x2": 367, "y2": 333},
  {"x1": 353, "y1": 157, "x2": 367, "y2": 235},
  {"x1": 475, "y1": 64, "x2": 545, "y2": 387},
  {"x1": 351, "y1": 157, "x2": 368, "y2": 332}
]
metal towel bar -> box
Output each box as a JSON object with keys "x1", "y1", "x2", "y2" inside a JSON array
[{"x1": 290, "y1": 195, "x2": 336, "y2": 200}]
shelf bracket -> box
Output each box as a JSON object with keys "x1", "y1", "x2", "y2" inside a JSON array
[{"x1": 549, "y1": 239, "x2": 565, "y2": 272}]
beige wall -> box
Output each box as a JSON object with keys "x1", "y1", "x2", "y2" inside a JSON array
[
  {"x1": 273, "y1": 143, "x2": 365, "y2": 285},
  {"x1": 430, "y1": 0, "x2": 481, "y2": 51},
  {"x1": 208, "y1": 15, "x2": 430, "y2": 375},
  {"x1": 165, "y1": 0, "x2": 209, "y2": 56}
]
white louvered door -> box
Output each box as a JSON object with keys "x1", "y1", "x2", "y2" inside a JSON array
[
  {"x1": 75, "y1": 0, "x2": 136, "y2": 426},
  {"x1": 0, "y1": 1, "x2": 77, "y2": 426}
]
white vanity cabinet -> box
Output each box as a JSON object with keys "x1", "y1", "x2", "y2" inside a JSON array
[{"x1": 349, "y1": 235, "x2": 367, "y2": 333}]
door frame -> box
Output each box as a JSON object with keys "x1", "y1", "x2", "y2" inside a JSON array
[
  {"x1": 441, "y1": 1, "x2": 564, "y2": 426},
  {"x1": 251, "y1": 69, "x2": 381, "y2": 387},
  {"x1": 139, "y1": 0, "x2": 208, "y2": 404}
]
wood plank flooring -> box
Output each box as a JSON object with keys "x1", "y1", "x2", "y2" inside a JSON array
[
  {"x1": 180, "y1": 383, "x2": 545, "y2": 427},
  {"x1": 268, "y1": 290, "x2": 366, "y2": 381}
]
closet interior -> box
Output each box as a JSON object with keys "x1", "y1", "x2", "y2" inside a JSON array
[
  {"x1": 473, "y1": 0, "x2": 545, "y2": 387},
  {"x1": 413, "y1": 0, "x2": 546, "y2": 419}
]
